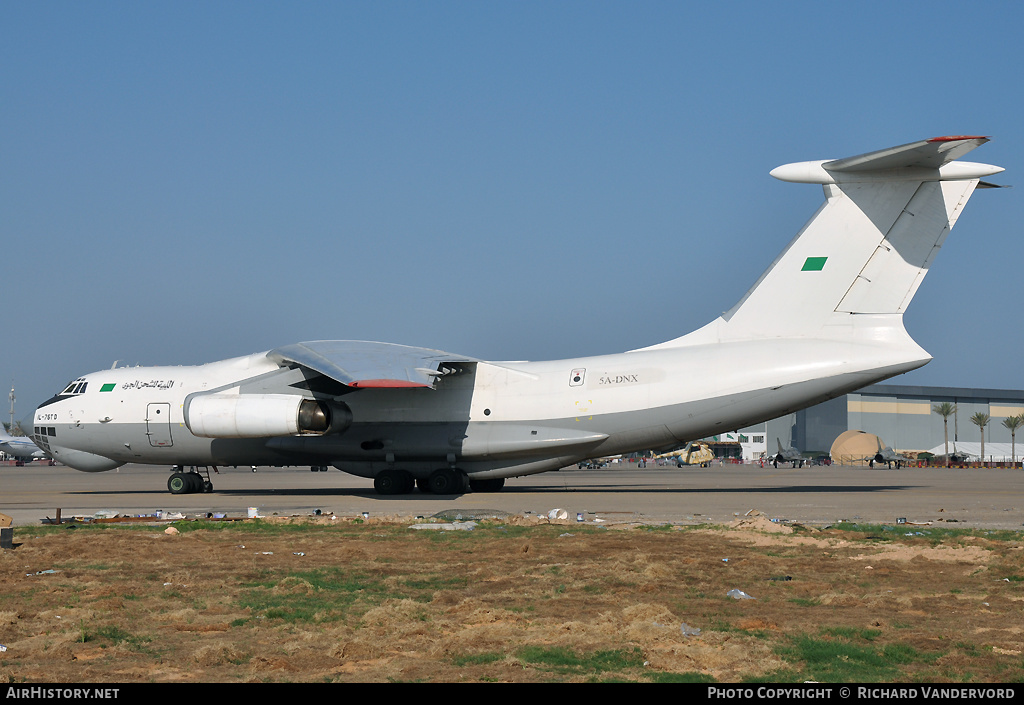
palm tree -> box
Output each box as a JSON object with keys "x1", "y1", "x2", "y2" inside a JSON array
[
  {"x1": 1001, "y1": 414, "x2": 1024, "y2": 464},
  {"x1": 932, "y1": 402, "x2": 956, "y2": 460},
  {"x1": 971, "y1": 412, "x2": 991, "y2": 463}
]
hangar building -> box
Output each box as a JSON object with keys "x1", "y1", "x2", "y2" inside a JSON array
[{"x1": 722, "y1": 384, "x2": 1024, "y2": 462}]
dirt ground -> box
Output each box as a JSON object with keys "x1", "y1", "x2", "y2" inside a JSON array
[{"x1": 1, "y1": 512, "x2": 1022, "y2": 683}]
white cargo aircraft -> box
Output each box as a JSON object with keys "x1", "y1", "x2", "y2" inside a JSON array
[
  {"x1": 33, "y1": 136, "x2": 1004, "y2": 496},
  {"x1": 1, "y1": 426, "x2": 49, "y2": 463}
]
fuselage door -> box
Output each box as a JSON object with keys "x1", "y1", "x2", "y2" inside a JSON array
[{"x1": 146, "y1": 403, "x2": 173, "y2": 447}]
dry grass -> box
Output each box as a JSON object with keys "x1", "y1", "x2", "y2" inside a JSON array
[{"x1": 0, "y1": 513, "x2": 1022, "y2": 683}]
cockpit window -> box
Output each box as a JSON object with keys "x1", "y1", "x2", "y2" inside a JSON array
[{"x1": 60, "y1": 379, "x2": 88, "y2": 396}]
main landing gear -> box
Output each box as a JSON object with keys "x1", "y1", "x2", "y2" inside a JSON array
[
  {"x1": 372, "y1": 468, "x2": 506, "y2": 496},
  {"x1": 167, "y1": 465, "x2": 215, "y2": 494}
]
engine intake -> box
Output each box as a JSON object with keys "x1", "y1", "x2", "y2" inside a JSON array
[{"x1": 184, "y1": 393, "x2": 350, "y2": 438}]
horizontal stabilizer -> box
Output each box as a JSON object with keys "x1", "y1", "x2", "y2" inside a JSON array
[
  {"x1": 770, "y1": 136, "x2": 1003, "y2": 184},
  {"x1": 824, "y1": 136, "x2": 989, "y2": 172}
]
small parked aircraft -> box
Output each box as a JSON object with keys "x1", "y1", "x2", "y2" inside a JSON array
[
  {"x1": 773, "y1": 439, "x2": 805, "y2": 468},
  {"x1": 864, "y1": 438, "x2": 907, "y2": 468}
]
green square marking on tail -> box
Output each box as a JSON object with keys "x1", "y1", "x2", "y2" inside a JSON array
[
  {"x1": 801, "y1": 256, "x2": 827, "y2": 271},
  {"x1": 100, "y1": 383, "x2": 116, "y2": 392}
]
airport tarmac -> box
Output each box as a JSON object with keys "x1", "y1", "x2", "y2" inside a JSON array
[{"x1": 2, "y1": 462, "x2": 1023, "y2": 530}]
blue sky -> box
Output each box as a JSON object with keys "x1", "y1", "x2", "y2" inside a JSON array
[{"x1": 3, "y1": 1, "x2": 1022, "y2": 421}]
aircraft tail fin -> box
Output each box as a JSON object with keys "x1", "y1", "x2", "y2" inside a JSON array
[
  {"x1": 730, "y1": 137, "x2": 1002, "y2": 336},
  {"x1": 647, "y1": 137, "x2": 1003, "y2": 348}
]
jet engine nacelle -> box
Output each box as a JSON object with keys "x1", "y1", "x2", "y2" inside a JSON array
[{"x1": 184, "y1": 393, "x2": 351, "y2": 438}]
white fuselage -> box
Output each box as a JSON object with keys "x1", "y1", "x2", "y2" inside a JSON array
[{"x1": 33, "y1": 320, "x2": 926, "y2": 479}]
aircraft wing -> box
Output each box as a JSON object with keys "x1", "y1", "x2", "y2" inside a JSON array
[{"x1": 267, "y1": 340, "x2": 480, "y2": 389}]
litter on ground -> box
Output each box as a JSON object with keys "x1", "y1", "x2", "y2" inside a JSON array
[{"x1": 409, "y1": 521, "x2": 478, "y2": 531}]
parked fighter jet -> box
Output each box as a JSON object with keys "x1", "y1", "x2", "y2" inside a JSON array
[
  {"x1": 773, "y1": 439, "x2": 804, "y2": 468},
  {"x1": 864, "y1": 438, "x2": 906, "y2": 468},
  {"x1": 32, "y1": 136, "x2": 1004, "y2": 495},
  {"x1": 943, "y1": 445, "x2": 976, "y2": 465}
]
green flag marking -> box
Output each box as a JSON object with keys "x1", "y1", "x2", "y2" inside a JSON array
[
  {"x1": 100, "y1": 383, "x2": 116, "y2": 392},
  {"x1": 801, "y1": 256, "x2": 827, "y2": 271}
]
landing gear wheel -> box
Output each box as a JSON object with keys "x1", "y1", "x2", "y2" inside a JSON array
[
  {"x1": 469, "y1": 477, "x2": 505, "y2": 492},
  {"x1": 416, "y1": 478, "x2": 430, "y2": 493},
  {"x1": 374, "y1": 469, "x2": 414, "y2": 495},
  {"x1": 168, "y1": 473, "x2": 189, "y2": 494},
  {"x1": 203, "y1": 480, "x2": 214, "y2": 493},
  {"x1": 428, "y1": 468, "x2": 467, "y2": 495}
]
